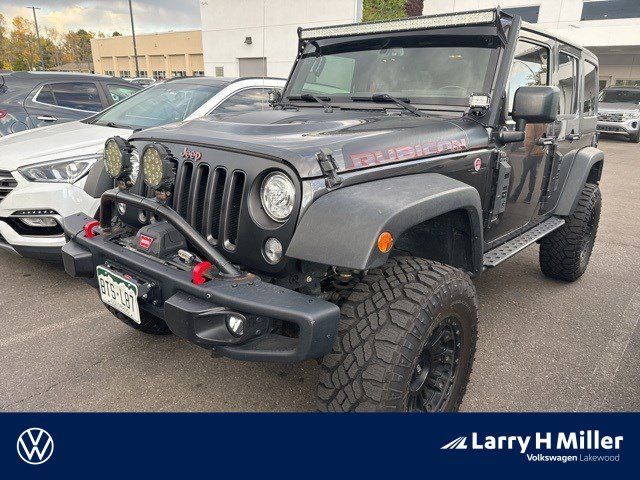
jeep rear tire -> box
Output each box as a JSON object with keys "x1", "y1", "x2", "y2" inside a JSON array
[
  {"x1": 539, "y1": 183, "x2": 601, "y2": 282},
  {"x1": 317, "y1": 257, "x2": 478, "y2": 412},
  {"x1": 106, "y1": 305, "x2": 172, "y2": 335}
]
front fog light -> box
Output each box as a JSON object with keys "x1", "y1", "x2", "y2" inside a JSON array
[
  {"x1": 20, "y1": 217, "x2": 57, "y2": 228},
  {"x1": 264, "y1": 237, "x2": 283, "y2": 264},
  {"x1": 226, "y1": 314, "x2": 245, "y2": 337}
]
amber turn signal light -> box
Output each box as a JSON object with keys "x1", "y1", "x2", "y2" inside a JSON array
[{"x1": 377, "y1": 231, "x2": 393, "y2": 253}]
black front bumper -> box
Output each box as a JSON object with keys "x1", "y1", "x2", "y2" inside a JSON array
[{"x1": 61, "y1": 211, "x2": 340, "y2": 362}]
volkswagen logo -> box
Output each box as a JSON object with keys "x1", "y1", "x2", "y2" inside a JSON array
[{"x1": 17, "y1": 428, "x2": 54, "y2": 465}]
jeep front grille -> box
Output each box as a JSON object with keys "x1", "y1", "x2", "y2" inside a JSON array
[
  {"x1": 598, "y1": 112, "x2": 624, "y2": 122},
  {"x1": 173, "y1": 161, "x2": 246, "y2": 250},
  {"x1": 0, "y1": 170, "x2": 17, "y2": 204}
]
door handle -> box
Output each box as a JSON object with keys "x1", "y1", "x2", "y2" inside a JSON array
[
  {"x1": 565, "y1": 133, "x2": 581, "y2": 141},
  {"x1": 36, "y1": 115, "x2": 58, "y2": 122}
]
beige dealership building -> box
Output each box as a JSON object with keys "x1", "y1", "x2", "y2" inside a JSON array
[{"x1": 90, "y1": 30, "x2": 204, "y2": 79}]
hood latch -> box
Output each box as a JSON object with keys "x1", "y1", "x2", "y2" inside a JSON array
[{"x1": 316, "y1": 148, "x2": 343, "y2": 188}]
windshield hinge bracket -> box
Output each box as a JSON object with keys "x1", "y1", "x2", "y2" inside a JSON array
[
  {"x1": 316, "y1": 148, "x2": 343, "y2": 188},
  {"x1": 495, "y1": 8, "x2": 508, "y2": 45}
]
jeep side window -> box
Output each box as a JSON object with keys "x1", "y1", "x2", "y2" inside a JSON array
[
  {"x1": 583, "y1": 61, "x2": 598, "y2": 115},
  {"x1": 213, "y1": 88, "x2": 273, "y2": 114},
  {"x1": 558, "y1": 53, "x2": 578, "y2": 115},
  {"x1": 507, "y1": 40, "x2": 549, "y2": 113}
]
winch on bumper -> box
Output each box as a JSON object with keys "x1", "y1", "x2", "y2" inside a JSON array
[{"x1": 60, "y1": 190, "x2": 340, "y2": 362}]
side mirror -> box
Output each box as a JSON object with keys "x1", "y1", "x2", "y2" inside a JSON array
[
  {"x1": 268, "y1": 88, "x2": 283, "y2": 106},
  {"x1": 512, "y1": 86, "x2": 560, "y2": 131}
]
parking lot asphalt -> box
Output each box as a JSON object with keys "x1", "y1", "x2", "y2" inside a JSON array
[{"x1": 1, "y1": 138, "x2": 638, "y2": 412}]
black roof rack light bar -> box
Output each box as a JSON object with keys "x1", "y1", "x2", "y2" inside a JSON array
[{"x1": 298, "y1": 8, "x2": 513, "y2": 41}]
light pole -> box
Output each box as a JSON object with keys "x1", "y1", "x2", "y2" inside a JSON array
[
  {"x1": 128, "y1": 0, "x2": 140, "y2": 77},
  {"x1": 28, "y1": 6, "x2": 45, "y2": 71}
]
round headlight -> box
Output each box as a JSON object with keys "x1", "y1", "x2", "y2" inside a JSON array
[
  {"x1": 142, "y1": 144, "x2": 175, "y2": 191},
  {"x1": 260, "y1": 172, "x2": 295, "y2": 222}
]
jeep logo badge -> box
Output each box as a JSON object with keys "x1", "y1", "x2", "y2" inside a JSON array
[{"x1": 181, "y1": 147, "x2": 202, "y2": 161}]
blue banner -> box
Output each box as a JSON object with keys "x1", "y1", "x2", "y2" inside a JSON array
[{"x1": 1, "y1": 413, "x2": 637, "y2": 477}]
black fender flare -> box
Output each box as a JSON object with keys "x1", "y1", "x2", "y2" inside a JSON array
[
  {"x1": 286, "y1": 173, "x2": 484, "y2": 273},
  {"x1": 555, "y1": 146, "x2": 604, "y2": 216}
]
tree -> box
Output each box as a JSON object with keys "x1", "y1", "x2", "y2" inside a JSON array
[
  {"x1": 63, "y1": 29, "x2": 94, "y2": 64},
  {"x1": 363, "y1": 0, "x2": 407, "y2": 21},
  {"x1": 405, "y1": 0, "x2": 424, "y2": 17},
  {"x1": 9, "y1": 16, "x2": 38, "y2": 71},
  {"x1": 0, "y1": 14, "x2": 10, "y2": 69},
  {"x1": 44, "y1": 27, "x2": 64, "y2": 68},
  {"x1": 112, "y1": 31, "x2": 122, "y2": 37}
]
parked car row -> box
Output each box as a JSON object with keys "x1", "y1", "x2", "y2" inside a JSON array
[
  {"x1": 0, "y1": 71, "x2": 141, "y2": 136},
  {"x1": 0, "y1": 74, "x2": 285, "y2": 259}
]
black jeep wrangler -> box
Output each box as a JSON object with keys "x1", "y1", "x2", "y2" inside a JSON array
[{"x1": 61, "y1": 9, "x2": 603, "y2": 412}]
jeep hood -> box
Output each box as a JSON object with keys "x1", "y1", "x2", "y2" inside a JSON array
[
  {"x1": 0, "y1": 120, "x2": 132, "y2": 171},
  {"x1": 132, "y1": 109, "x2": 490, "y2": 178}
]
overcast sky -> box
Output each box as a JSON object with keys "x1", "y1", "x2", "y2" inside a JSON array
[{"x1": 0, "y1": 0, "x2": 201, "y2": 35}]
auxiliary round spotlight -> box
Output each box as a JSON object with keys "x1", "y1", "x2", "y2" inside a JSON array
[
  {"x1": 141, "y1": 143, "x2": 175, "y2": 194},
  {"x1": 226, "y1": 314, "x2": 245, "y2": 337},
  {"x1": 104, "y1": 136, "x2": 135, "y2": 188}
]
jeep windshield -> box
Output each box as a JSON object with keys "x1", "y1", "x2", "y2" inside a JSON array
[
  {"x1": 88, "y1": 81, "x2": 226, "y2": 130},
  {"x1": 599, "y1": 89, "x2": 640, "y2": 104},
  {"x1": 285, "y1": 35, "x2": 500, "y2": 108}
]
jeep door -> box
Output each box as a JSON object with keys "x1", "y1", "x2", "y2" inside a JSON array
[{"x1": 485, "y1": 37, "x2": 555, "y2": 244}]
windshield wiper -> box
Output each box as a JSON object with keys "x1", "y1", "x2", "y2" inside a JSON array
[
  {"x1": 287, "y1": 94, "x2": 333, "y2": 112},
  {"x1": 101, "y1": 121, "x2": 136, "y2": 130},
  {"x1": 351, "y1": 93, "x2": 425, "y2": 117}
]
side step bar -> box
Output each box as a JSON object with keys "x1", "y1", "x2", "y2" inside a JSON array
[{"x1": 483, "y1": 216, "x2": 565, "y2": 268}]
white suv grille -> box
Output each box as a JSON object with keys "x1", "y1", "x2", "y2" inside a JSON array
[
  {"x1": 598, "y1": 112, "x2": 624, "y2": 122},
  {"x1": 0, "y1": 170, "x2": 17, "y2": 204}
]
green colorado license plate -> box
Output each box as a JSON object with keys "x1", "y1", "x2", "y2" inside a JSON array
[{"x1": 96, "y1": 266, "x2": 141, "y2": 324}]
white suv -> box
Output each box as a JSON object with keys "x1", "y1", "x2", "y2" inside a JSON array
[{"x1": 0, "y1": 76, "x2": 285, "y2": 261}]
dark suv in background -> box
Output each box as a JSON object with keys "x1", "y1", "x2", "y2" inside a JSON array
[{"x1": 0, "y1": 72, "x2": 140, "y2": 137}]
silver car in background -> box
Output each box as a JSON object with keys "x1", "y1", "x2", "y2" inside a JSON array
[{"x1": 597, "y1": 87, "x2": 640, "y2": 143}]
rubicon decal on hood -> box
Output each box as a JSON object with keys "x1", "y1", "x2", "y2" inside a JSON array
[{"x1": 345, "y1": 138, "x2": 468, "y2": 171}]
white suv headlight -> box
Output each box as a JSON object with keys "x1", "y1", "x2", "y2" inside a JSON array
[
  {"x1": 18, "y1": 152, "x2": 101, "y2": 183},
  {"x1": 623, "y1": 110, "x2": 640, "y2": 120},
  {"x1": 260, "y1": 172, "x2": 296, "y2": 222}
]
